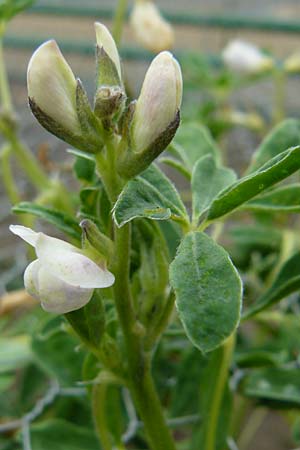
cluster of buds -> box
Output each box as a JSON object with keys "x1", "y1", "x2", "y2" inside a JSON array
[
  {"x1": 130, "y1": 0, "x2": 174, "y2": 53},
  {"x1": 13, "y1": 22, "x2": 182, "y2": 314},
  {"x1": 27, "y1": 22, "x2": 182, "y2": 178},
  {"x1": 222, "y1": 39, "x2": 274, "y2": 75}
]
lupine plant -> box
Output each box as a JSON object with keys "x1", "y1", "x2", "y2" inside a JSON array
[{"x1": 3, "y1": 4, "x2": 300, "y2": 450}]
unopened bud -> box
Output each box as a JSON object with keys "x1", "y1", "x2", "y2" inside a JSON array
[
  {"x1": 27, "y1": 40, "x2": 80, "y2": 136},
  {"x1": 94, "y1": 85, "x2": 125, "y2": 120},
  {"x1": 222, "y1": 39, "x2": 274, "y2": 75},
  {"x1": 95, "y1": 22, "x2": 122, "y2": 86},
  {"x1": 130, "y1": 0, "x2": 174, "y2": 53},
  {"x1": 119, "y1": 51, "x2": 182, "y2": 178}
]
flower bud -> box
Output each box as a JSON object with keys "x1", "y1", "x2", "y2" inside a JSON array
[
  {"x1": 95, "y1": 22, "x2": 122, "y2": 85},
  {"x1": 9, "y1": 225, "x2": 114, "y2": 314},
  {"x1": 27, "y1": 40, "x2": 80, "y2": 135},
  {"x1": 222, "y1": 39, "x2": 274, "y2": 74},
  {"x1": 118, "y1": 51, "x2": 182, "y2": 178},
  {"x1": 133, "y1": 51, "x2": 182, "y2": 151},
  {"x1": 94, "y1": 85, "x2": 125, "y2": 120},
  {"x1": 130, "y1": 0, "x2": 174, "y2": 53}
]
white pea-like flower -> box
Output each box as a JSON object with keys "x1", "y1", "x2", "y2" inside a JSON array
[
  {"x1": 130, "y1": 0, "x2": 174, "y2": 53},
  {"x1": 9, "y1": 225, "x2": 115, "y2": 314},
  {"x1": 222, "y1": 39, "x2": 273, "y2": 74},
  {"x1": 27, "y1": 40, "x2": 80, "y2": 134},
  {"x1": 131, "y1": 51, "x2": 182, "y2": 152}
]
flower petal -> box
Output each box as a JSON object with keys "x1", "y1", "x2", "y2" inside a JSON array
[
  {"x1": 9, "y1": 225, "x2": 40, "y2": 247},
  {"x1": 24, "y1": 259, "x2": 41, "y2": 299},
  {"x1": 37, "y1": 266, "x2": 93, "y2": 313},
  {"x1": 35, "y1": 233, "x2": 115, "y2": 289}
]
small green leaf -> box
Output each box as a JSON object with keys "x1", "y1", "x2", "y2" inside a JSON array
[
  {"x1": 207, "y1": 146, "x2": 300, "y2": 221},
  {"x1": 241, "y1": 367, "x2": 300, "y2": 406},
  {"x1": 244, "y1": 184, "x2": 300, "y2": 213},
  {"x1": 12, "y1": 202, "x2": 81, "y2": 240},
  {"x1": 113, "y1": 164, "x2": 188, "y2": 227},
  {"x1": 65, "y1": 290, "x2": 106, "y2": 350},
  {"x1": 191, "y1": 155, "x2": 236, "y2": 220},
  {"x1": 243, "y1": 252, "x2": 300, "y2": 319},
  {"x1": 30, "y1": 419, "x2": 99, "y2": 450},
  {"x1": 160, "y1": 156, "x2": 191, "y2": 179},
  {"x1": 169, "y1": 122, "x2": 221, "y2": 172},
  {"x1": 73, "y1": 155, "x2": 96, "y2": 182},
  {"x1": 248, "y1": 119, "x2": 300, "y2": 173},
  {"x1": 170, "y1": 231, "x2": 242, "y2": 353},
  {"x1": 0, "y1": 335, "x2": 31, "y2": 373}
]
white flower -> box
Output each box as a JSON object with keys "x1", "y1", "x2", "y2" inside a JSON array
[
  {"x1": 94, "y1": 22, "x2": 122, "y2": 80},
  {"x1": 130, "y1": 1, "x2": 174, "y2": 53},
  {"x1": 131, "y1": 51, "x2": 182, "y2": 152},
  {"x1": 9, "y1": 225, "x2": 114, "y2": 314},
  {"x1": 222, "y1": 39, "x2": 273, "y2": 74},
  {"x1": 27, "y1": 40, "x2": 80, "y2": 134}
]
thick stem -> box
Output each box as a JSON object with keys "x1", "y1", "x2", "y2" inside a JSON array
[
  {"x1": 113, "y1": 224, "x2": 176, "y2": 450},
  {"x1": 92, "y1": 384, "x2": 113, "y2": 450},
  {"x1": 204, "y1": 334, "x2": 235, "y2": 450},
  {"x1": 112, "y1": 0, "x2": 128, "y2": 46}
]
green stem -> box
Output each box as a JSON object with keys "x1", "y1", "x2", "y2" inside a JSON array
[
  {"x1": 0, "y1": 35, "x2": 12, "y2": 113},
  {"x1": 113, "y1": 224, "x2": 176, "y2": 450},
  {"x1": 112, "y1": 0, "x2": 128, "y2": 46},
  {"x1": 92, "y1": 384, "x2": 113, "y2": 450},
  {"x1": 204, "y1": 334, "x2": 235, "y2": 450}
]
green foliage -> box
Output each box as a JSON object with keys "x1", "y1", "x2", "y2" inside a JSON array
[
  {"x1": 248, "y1": 119, "x2": 300, "y2": 172},
  {"x1": 113, "y1": 164, "x2": 188, "y2": 227},
  {"x1": 12, "y1": 202, "x2": 81, "y2": 240},
  {"x1": 244, "y1": 183, "x2": 300, "y2": 213},
  {"x1": 170, "y1": 231, "x2": 242, "y2": 352},
  {"x1": 29, "y1": 419, "x2": 99, "y2": 450},
  {"x1": 191, "y1": 154, "x2": 236, "y2": 220},
  {"x1": 168, "y1": 122, "x2": 221, "y2": 174},
  {"x1": 243, "y1": 252, "x2": 300, "y2": 318},
  {"x1": 207, "y1": 146, "x2": 300, "y2": 221}
]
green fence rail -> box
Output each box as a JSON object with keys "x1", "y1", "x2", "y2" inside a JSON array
[{"x1": 27, "y1": 4, "x2": 300, "y2": 34}]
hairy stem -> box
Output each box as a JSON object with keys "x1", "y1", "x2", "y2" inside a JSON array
[
  {"x1": 113, "y1": 224, "x2": 177, "y2": 450},
  {"x1": 0, "y1": 35, "x2": 12, "y2": 113}
]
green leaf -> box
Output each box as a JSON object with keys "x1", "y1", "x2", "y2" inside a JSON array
[
  {"x1": 241, "y1": 367, "x2": 300, "y2": 406},
  {"x1": 169, "y1": 122, "x2": 221, "y2": 172},
  {"x1": 73, "y1": 155, "x2": 96, "y2": 182},
  {"x1": 159, "y1": 156, "x2": 191, "y2": 179},
  {"x1": 247, "y1": 119, "x2": 300, "y2": 173},
  {"x1": 113, "y1": 164, "x2": 188, "y2": 227},
  {"x1": 191, "y1": 155, "x2": 236, "y2": 220},
  {"x1": 31, "y1": 318, "x2": 84, "y2": 386},
  {"x1": 244, "y1": 184, "x2": 300, "y2": 213},
  {"x1": 65, "y1": 290, "x2": 106, "y2": 350},
  {"x1": 243, "y1": 252, "x2": 300, "y2": 319},
  {"x1": 30, "y1": 419, "x2": 99, "y2": 450},
  {"x1": 206, "y1": 146, "x2": 300, "y2": 221},
  {"x1": 12, "y1": 202, "x2": 81, "y2": 241},
  {"x1": 0, "y1": 0, "x2": 35, "y2": 21},
  {"x1": 169, "y1": 231, "x2": 242, "y2": 353}
]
